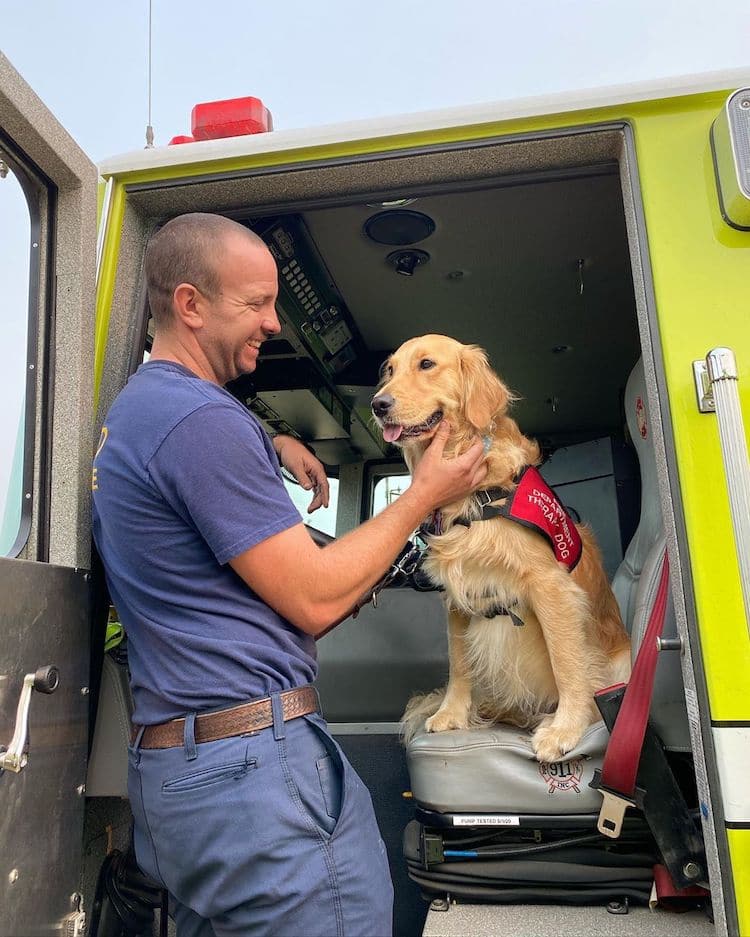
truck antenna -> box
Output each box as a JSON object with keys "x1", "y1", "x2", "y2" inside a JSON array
[{"x1": 145, "y1": 0, "x2": 155, "y2": 148}]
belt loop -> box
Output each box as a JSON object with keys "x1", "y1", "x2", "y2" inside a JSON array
[
  {"x1": 184, "y1": 712, "x2": 198, "y2": 761},
  {"x1": 132, "y1": 725, "x2": 146, "y2": 751},
  {"x1": 271, "y1": 693, "x2": 285, "y2": 741}
]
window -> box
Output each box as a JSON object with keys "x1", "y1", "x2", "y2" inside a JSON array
[
  {"x1": 0, "y1": 155, "x2": 32, "y2": 556},
  {"x1": 371, "y1": 471, "x2": 411, "y2": 517}
]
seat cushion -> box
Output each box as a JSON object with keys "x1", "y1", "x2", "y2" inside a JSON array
[{"x1": 407, "y1": 721, "x2": 609, "y2": 815}]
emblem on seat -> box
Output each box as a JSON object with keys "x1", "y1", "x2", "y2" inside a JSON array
[{"x1": 539, "y1": 758, "x2": 585, "y2": 794}]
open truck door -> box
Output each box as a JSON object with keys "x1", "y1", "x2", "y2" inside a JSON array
[{"x1": 0, "y1": 52, "x2": 97, "y2": 936}]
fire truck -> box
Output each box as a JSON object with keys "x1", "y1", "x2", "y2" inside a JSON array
[{"x1": 1, "y1": 49, "x2": 748, "y2": 936}]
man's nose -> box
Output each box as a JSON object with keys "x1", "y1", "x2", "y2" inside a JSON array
[
  {"x1": 263, "y1": 309, "x2": 282, "y2": 336},
  {"x1": 371, "y1": 394, "x2": 395, "y2": 418}
]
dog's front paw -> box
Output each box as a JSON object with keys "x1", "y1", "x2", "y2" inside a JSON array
[
  {"x1": 531, "y1": 720, "x2": 583, "y2": 763},
  {"x1": 425, "y1": 707, "x2": 469, "y2": 733}
]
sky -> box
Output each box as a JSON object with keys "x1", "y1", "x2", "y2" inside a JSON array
[
  {"x1": 1, "y1": 0, "x2": 749, "y2": 544},
  {"x1": 3, "y1": 0, "x2": 750, "y2": 161}
]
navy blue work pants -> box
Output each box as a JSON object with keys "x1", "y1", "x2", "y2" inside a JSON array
[{"x1": 128, "y1": 694, "x2": 394, "y2": 936}]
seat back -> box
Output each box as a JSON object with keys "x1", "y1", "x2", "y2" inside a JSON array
[
  {"x1": 611, "y1": 359, "x2": 690, "y2": 751},
  {"x1": 611, "y1": 358, "x2": 663, "y2": 624}
]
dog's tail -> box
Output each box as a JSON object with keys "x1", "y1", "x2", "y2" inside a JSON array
[{"x1": 399, "y1": 688, "x2": 447, "y2": 745}]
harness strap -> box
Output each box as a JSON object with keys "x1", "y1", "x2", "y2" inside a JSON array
[{"x1": 454, "y1": 486, "x2": 514, "y2": 526}]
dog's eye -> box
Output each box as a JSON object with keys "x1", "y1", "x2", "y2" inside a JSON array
[{"x1": 419, "y1": 358, "x2": 435, "y2": 371}]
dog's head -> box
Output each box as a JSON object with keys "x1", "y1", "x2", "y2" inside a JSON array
[{"x1": 371, "y1": 334, "x2": 512, "y2": 448}]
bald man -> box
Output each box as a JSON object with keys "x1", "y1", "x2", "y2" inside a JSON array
[{"x1": 92, "y1": 213, "x2": 486, "y2": 936}]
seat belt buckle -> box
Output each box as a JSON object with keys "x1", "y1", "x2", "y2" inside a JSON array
[
  {"x1": 596, "y1": 788, "x2": 635, "y2": 839},
  {"x1": 589, "y1": 768, "x2": 644, "y2": 839}
]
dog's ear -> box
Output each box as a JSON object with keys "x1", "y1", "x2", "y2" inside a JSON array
[{"x1": 460, "y1": 345, "x2": 511, "y2": 431}]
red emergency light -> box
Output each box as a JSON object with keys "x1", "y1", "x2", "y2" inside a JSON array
[{"x1": 192, "y1": 96, "x2": 273, "y2": 141}]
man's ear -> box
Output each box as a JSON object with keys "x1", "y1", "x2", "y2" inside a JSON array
[
  {"x1": 172, "y1": 283, "x2": 203, "y2": 329},
  {"x1": 460, "y1": 344, "x2": 511, "y2": 431}
]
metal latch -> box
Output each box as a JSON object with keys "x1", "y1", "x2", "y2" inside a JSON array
[
  {"x1": 692, "y1": 359, "x2": 715, "y2": 413},
  {"x1": 62, "y1": 893, "x2": 86, "y2": 937},
  {"x1": 0, "y1": 665, "x2": 59, "y2": 774}
]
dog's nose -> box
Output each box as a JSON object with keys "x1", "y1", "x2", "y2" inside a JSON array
[{"x1": 371, "y1": 394, "x2": 395, "y2": 418}]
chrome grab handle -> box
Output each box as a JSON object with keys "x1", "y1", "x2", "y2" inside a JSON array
[
  {"x1": 694, "y1": 348, "x2": 750, "y2": 638},
  {"x1": 0, "y1": 665, "x2": 59, "y2": 774}
]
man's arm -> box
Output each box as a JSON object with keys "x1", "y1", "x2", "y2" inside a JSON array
[{"x1": 230, "y1": 422, "x2": 486, "y2": 636}]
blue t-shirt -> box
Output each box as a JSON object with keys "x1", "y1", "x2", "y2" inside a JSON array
[{"x1": 92, "y1": 360, "x2": 316, "y2": 725}]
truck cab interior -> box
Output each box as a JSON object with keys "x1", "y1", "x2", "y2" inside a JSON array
[{"x1": 86, "y1": 125, "x2": 714, "y2": 935}]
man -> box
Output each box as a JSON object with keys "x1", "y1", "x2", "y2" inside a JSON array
[{"x1": 92, "y1": 213, "x2": 487, "y2": 936}]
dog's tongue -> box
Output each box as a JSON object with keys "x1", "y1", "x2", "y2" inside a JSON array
[{"x1": 383, "y1": 424, "x2": 403, "y2": 443}]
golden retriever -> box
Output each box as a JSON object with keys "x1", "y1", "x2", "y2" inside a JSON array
[{"x1": 371, "y1": 334, "x2": 631, "y2": 763}]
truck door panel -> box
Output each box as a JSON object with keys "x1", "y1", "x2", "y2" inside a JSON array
[{"x1": 0, "y1": 51, "x2": 97, "y2": 937}]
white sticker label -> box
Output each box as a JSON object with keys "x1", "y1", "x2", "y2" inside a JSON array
[{"x1": 452, "y1": 815, "x2": 520, "y2": 826}]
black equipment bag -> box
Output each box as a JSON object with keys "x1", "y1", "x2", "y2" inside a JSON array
[{"x1": 403, "y1": 813, "x2": 659, "y2": 907}]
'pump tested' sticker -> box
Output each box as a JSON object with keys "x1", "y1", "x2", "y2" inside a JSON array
[{"x1": 452, "y1": 815, "x2": 520, "y2": 826}]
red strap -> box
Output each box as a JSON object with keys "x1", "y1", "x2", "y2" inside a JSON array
[
  {"x1": 600, "y1": 550, "x2": 670, "y2": 797},
  {"x1": 652, "y1": 864, "x2": 709, "y2": 903}
]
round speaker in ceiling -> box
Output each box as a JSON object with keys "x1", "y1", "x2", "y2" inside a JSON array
[{"x1": 363, "y1": 210, "x2": 436, "y2": 246}]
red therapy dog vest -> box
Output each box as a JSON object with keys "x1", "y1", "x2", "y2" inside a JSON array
[{"x1": 502, "y1": 466, "x2": 582, "y2": 571}]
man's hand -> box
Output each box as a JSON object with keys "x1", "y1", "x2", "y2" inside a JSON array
[
  {"x1": 272, "y1": 435, "x2": 330, "y2": 513},
  {"x1": 231, "y1": 422, "x2": 485, "y2": 636},
  {"x1": 410, "y1": 421, "x2": 487, "y2": 510}
]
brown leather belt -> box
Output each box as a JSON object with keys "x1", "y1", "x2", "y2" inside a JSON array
[{"x1": 132, "y1": 685, "x2": 319, "y2": 750}]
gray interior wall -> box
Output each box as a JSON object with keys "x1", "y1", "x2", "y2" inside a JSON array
[
  {"x1": 335, "y1": 462, "x2": 364, "y2": 536},
  {"x1": 541, "y1": 437, "x2": 623, "y2": 580},
  {"x1": 317, "y1": 590, "x2": 449, "y2": 723}
]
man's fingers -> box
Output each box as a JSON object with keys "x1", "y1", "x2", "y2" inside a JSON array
[
  {"x1": 306, "y1": 470, "x2": 330, "y2": 513},
  {"x1": 307, "y1": 467, "x2": 330, "y2": 503},
  {"x1": 307, "y1": 488, "x2": 329, "y2": 512},
  {"x1": 430, "y1": 420, "x2": 451, "y2": 454}
]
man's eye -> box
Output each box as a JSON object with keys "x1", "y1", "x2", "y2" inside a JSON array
[{"x1": 419, "y1": 359, "x2": 435, "y2": 370}]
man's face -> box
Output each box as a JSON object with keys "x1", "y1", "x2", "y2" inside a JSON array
[{"x1": 197, "y1": 234, "x2": 280, "y2": 385}]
